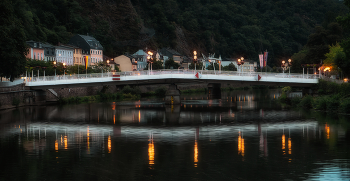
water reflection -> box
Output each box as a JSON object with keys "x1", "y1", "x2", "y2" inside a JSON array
[{"x1": 0, "y1": 90, "x2": 349, "y2": 180}]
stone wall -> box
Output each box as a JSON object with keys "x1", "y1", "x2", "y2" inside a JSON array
[{"x1": 46, "y1": 85, "x2": 119, "y2": 100}]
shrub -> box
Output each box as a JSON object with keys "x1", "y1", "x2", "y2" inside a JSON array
[
  {"x1": 121, "y1": 85, "x2": 141, "y2": 95},
  {"x1": 291, "y1": 97, "x2": 301, "y2": 106},
  {"x1": 327, "y1": 99, "x2": 340, "y2": 112},
  {"x1": 281, "y1": 86, "x2": 292, "y2": 93},
  {"x1": 155, "y1": 86, "x2": 167, "y2": 97},
  {"x1": 299, "y1": 95, "x2": 313, "y2": 108},
  {"x1": 313, "y1": 96, "x2": 328, "y2": 110},
  {"x1": 278, "y1": 92, "x2": 290, "y2": 104},
  {"x1": 339, "y1": 98, "x2": 350, "y2": 113}
]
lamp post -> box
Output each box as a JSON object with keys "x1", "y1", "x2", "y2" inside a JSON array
[
  {"x1": 53, "y1": 61, "x2": 57, "y2": 80},
  {"x1": 237, "y1": 57, "x2": 245, "y2": 76},
  {"x1": 147, "y1": 56, "x2": 151, "y2": 74},
  {"x1": 36, "y1": 66, "x2": 41, "y2": 81},
  {"x1": 107, "y1": 60, "x2": 110, "y2": 77},
  {"x1": 193, "y1": 51, "x2": 197, "y2": 72},
  {"x1": 42, "y1": 67, "x2": 46, "y2": 81},
  {"x1": 63, "y1": 63, "x2": 66, "y2": 79},
  {"x1": 148, "y1": 51, "x2": 153, "y2": 73},
  {"x1": 288, "y1": 59, "x2": 292, "y2": 76},
  {"x1": 282, "y1": 60, "x2": 286, "y2": 75},
  {"x1": 237, "y1": 58, "x2": 241, "y2": 76}
]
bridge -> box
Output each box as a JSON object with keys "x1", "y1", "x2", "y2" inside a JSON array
[{"x1": 24, "y1": 70, "x2": 319, "y2": 89}]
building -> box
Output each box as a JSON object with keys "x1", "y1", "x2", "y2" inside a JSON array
[
  {"x1": 55, "y1": 44, "x2": 74, "y2": 65},
  {"x1": 42, "y1": 43, "x2": 56, "y2": 62},
  {"x1": 159, "y1": 48, "x2": 183, "y2": 65},
  {"x1": 132, "y1": 50, "x2": 148, "y2": 70},
  {"x1": 26, "y1": 40, "x2": 45, "y2": 60},
  {"x1": 113, "y1": 55, "x2": 135, "y2": 72},
  {"x1": 69, "y1": 34, "x2": 103, "y2": 67}
]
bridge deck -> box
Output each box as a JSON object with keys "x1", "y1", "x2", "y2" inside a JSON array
[{"x1": 25, "y1": 70, "x2": 319, "y2": 89}]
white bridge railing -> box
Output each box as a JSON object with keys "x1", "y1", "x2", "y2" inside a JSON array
[{"x1": 25, "y1": 70, "x2": 320, "y2": 87}]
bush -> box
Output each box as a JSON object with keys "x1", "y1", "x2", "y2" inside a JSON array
[
  {"x1": 313, "y1": 96, "x2": 329, "y2": 110},
  {"x1": 339, "y1": 98, "x2": 350, "y2": 113},
  {"x1": 281, "y1": 86, "x2": 292, "y2": 93},
  {"x1": 291, "y1": 97, "x2": 301, "y2": 106},
  {"x1": 155, "y1": 86, "x2": 167, "y2": 97},
  {"x1": 121, "y1": 85, "x2": 141, "y2": 95},
  {"x1": 278, "y1": 92, "x2": 290, "y2": 104},
  {"x1": 327, "y1": 99, "x2": 340, "y2": 112},
  {"x1": 299, "y1": 95, "x2": 313, "y2": 108}
]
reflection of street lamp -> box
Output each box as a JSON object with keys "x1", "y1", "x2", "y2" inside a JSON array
[
  {"x1": 147, "y1": 56, "x2": 151, "y2": 73},
  {"x1": 193, "y1": 51, "x2": 197, "y2": 71},
  {"x1": 63, "y1": 63, "x2": 66, "y2": 79}
]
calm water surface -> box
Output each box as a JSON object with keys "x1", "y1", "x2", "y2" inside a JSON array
[{"x1": 0, "y1": 89, "x2": 349, "y2": 181}]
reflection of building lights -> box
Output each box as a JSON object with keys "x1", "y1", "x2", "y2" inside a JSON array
[
  {"x1": 194, "y1": 140, "x2": 198, "y2": 167},
  {"x1": 139, "y1": 110, "x2": 141, "y2": 122},
  {"x1": 87, "y1": 127, "x2": 90, "y2": 153},
  {"x1": 148, "y1": 138, "x2": 155, "y2": 167},
  {"x1": 288, "y1": 138, "x2": 292, "y2": 155},
  {"x1": 325, "y1": 124, "x2": 330, "y2": 139},
  {"x1": 55, "y1": 140, "x2": 58, "y2": 151},
  {"x1": 108, "y1": 135, "x2": 111, "y2": 153},
  {"x1": 282, "y1": 134, "x2": 286, "y2": 155},
  {"x1": 114, "y1": 114, "x2": 115, "y2": 124},
  {"x1": 64, "y1": 136, "x2": 68, "y2": 149},
  {"x1": 238, "y1": 131, "x2": 245, "y2": 157}
]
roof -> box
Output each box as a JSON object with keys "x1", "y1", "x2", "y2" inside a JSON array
[
  {"x1": 26, "y1": 40, "x2": 44, "y2": 49},
  {"x1": 68, "y1": 34, "x2": 103, "y2": 51},
  {"x1": 159, "y1": 48, "x2": 182, "y2": 57},
  {"x1": 55, "y1": 44, "x2": 74, "y2": 50}
]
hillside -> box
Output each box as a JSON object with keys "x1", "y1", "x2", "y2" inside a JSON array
[{"x1": 10, "y1": 0, "x2": 350, "y2": 66}]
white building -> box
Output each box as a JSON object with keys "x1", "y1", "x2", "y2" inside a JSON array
[{"x1": 55, "y1": 45, "x2": 74, "y2": 65}]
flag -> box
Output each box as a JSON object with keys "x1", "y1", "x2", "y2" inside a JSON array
[
  {"x1": 264, "y1": 51, "x2": 268, "y2": 67},
  {"x1": 259, "y1": 54, "x2": 264, "y2": 68},
  {"x1": 84, "y1": 56, "x2": 88, "y2": 69}
]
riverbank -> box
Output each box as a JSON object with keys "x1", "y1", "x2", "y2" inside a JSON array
[{"x1": 279, "y1": 80, "x2": 350, "y2": 114}]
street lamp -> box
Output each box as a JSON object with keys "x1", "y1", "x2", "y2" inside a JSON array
[
  {"x1": 237, "y1": 57, "x2": 245, "y2": 76},
  {"x1": 63, "y1": 63, "x2": 66, "y2": 79},
  {"x1": 193, "y1": 51, "x2": 197, "y2": 72},
  {"x1": 107, "y1": 60, "x2": 110, "y2": 77},
  {"x1": 288, "y1": 59, "x2": 292, "y2": 76},
  {"x1": 53, "y1": 61, "x2": 57, "y2": 78},
  {"x1": 36, "y1": 66, "x2": 41, "y2": 81},
  {"x1": 148, "y1": 51, "x2": 153, "y2": 72}
]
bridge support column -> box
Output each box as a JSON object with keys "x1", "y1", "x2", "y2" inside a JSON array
[
  {"x1": 208, "y1": 83, "x2": 221, "y2": 99},
  {"x1": 165, "y1": 84, "x2": 181, "y2": 105}
]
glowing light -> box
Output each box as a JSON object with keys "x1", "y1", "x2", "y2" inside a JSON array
[
  {"x1": 325, "y1": 124, "x2": 330, "y2": 139},
  {"x1": 324, "y1": 67, "x2": 331, "y2": 71},
  {"x1": 194, "y1": 140, "x2": 198, "y2": 167},
  {"x1": 114, "y1": 114, "x2": 115, "y2": 124},
  {"x1": 87, "y1": 127, "x2": 90, "y2": 153},
  {"x1": 55, "y1": 140, "x2": 58, "y2": 152},
  {"x1": 64, "y1": 136, "x2": 68, "y2": 149},
  {"x1": 139, "y1": 110, "x2": 141, "y2": 123},
  {"x1": 148, "y1": 138, "x2": 155, "y2": 167},
  {"x1": 282, "y1": 134, "x2": 286, "y2": 155},
  {"x1": 108, "y1": 135, "x2": 111, "y2": 153},
  {"x1": 238, "y1": 131, "x2": 245, "y2": 157},
  {"x1": 288, "y1": 138, "x2": 292, "y2": 155}
]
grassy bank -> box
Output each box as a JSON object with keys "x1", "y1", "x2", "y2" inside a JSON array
[{"x1": 279, "y1": 80, "x2": 350, "y2": 114}]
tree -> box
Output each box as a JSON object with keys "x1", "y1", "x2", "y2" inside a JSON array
[
  {"x1": 164, "y1": 58, "x2": 180, "y2": 69},
  {"x1": 0, "y1": 0, "x2": 28, "y2": 81},
  {"x1": 222, "y1": 63, "x2": 237, "y2": 71},
  {"x1": 189, "y1": 62, "x2": 203, "y2": 70},
  {"x1": 207, "y1": 63, "x2": 220, "y2": 70}
]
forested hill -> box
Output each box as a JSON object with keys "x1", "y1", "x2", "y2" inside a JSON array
[{"x1": 8, "y1": 0, "x2": 349, "y2": 66}]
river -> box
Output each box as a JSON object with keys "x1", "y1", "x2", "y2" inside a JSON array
[{"x1": 0, "y1": 89, "x2": 349, "y2": 180}]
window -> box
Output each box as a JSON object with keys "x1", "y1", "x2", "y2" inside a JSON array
[{"x1": 41, "y1": 53, "x2": 43, "y2": 60}]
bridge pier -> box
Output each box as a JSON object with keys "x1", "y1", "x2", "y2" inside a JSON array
[
  {"x1": 165, "y1": 84, "x2": 181, "y2": 105},
  {"x1": 208, "y1": 83, "x2": 221, "y2": 99},
  {"x1": 34, "y1": 90, "x2": 46, "y2": 103}
]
